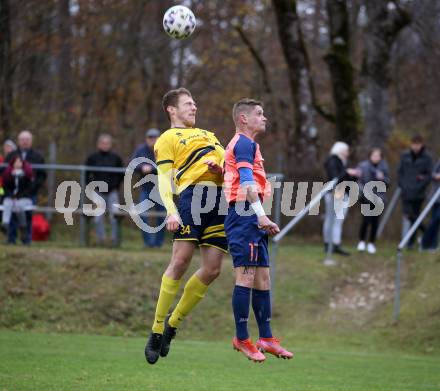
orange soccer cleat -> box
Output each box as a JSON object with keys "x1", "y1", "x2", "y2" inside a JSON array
[
  {"x1": 256, "y1": 337, "x2": 293, "y2": 359},
  {"x1": 232, "y1": 337, "x2": 266, "y2": 363}
]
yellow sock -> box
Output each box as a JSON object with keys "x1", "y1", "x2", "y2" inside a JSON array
[
  {"x1": 169, "y1": 274, "x2": 208, "y2": 329},
  {"x1": 152, "y1": 274, "x2": 181, "y2": 334}
]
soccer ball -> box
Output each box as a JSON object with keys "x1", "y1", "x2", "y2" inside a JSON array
[{"x1": 163, "y1": 5, "x2": 196, "y2": 40}]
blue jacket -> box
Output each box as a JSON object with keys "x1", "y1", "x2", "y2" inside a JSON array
[{"x1": 131, "y1": 143, "x2": 158, "y2": 192}]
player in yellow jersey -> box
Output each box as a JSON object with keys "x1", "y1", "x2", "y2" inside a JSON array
[{"x1": 145, "y1": 88, "x2": 227, "y2": 364}]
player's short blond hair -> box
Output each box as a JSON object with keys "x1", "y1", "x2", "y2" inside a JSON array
[{"x1": 232, "y1": 98, "x2": 263, "y2": 125}]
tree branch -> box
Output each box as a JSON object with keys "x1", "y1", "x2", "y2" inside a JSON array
[{"x1": 233, "y1": 24, "x2": 272, "y2": 95}]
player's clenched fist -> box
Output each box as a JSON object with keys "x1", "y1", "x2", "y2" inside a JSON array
[
  {"x1": 257, "y1": 215, "x2": 280, "y2": 236},
  {"x1": 166, "y1": 214, "x2": 182, "y2": 232}
]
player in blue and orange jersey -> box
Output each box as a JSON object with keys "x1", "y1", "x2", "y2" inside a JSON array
[
  {"x1": 224, "y1": 98, "x2": 293, "y2": 362},
  {"x1": 145, "y1": 88, "x2": 227, "y2": 364}
]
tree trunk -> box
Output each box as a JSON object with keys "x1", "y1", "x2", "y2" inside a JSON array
[
  {"x1": 234, "y1": 24, "x2": 285, "y2": 172},
  {"x1": 360, "y1": 0, "x2": 410, "y2": 151},
  {"x1": 57, "y1": 0, "x2": 73, "y2": 113},
  {"x1": 325, "y1": 0, "x2": 360, "y2": 147},
  {"x1": 0, "y1": 0, "x2": 12, "y2": 139},
  {"x1": 272, "y1": 0, "x2": 321, "y2": 174}
]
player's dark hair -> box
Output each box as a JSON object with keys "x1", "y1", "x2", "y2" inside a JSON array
[
  {"x1": 368, "y1": 147, "x2": 382, "y2": 159},
  {"x1": 162, "y1": 88, "x2": 192, "y2": 119},
  {"x1": 410, "y1": 134, "x2": 424, "y2": 144},
  {"x1": 232, "y1": 98, "x2": 263, "y2": 124}
]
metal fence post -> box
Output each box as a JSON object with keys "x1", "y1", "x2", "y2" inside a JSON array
[
  {"x1": 393, "y1": 186, "x2": 440, "y2": 320},
  {"x1": 270, "y1": 174, "x2": 283, "y2": 298},
  {"x1": 46, "y1": 141, "x2": 57, "y2": 221},
  {"x1": 377, "y1": 187, "x2": 401, "y2": 239},
  {"x1": 79, "y1": 166, "x2": 86, "y2": 246},
  {"x1": 393, "y1": 249, "x2": 402, "y2": 321}
]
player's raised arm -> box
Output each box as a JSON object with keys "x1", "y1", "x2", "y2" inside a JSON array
[{"x1": 240, "y1": 172, "x2": 279, "y2": 236}]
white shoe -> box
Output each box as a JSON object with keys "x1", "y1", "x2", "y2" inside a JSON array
[
  {"x1": 357, "y1": 241, "x2": 366, "y2": 251},
  {"x1": 323, "y1": 258, "x2": 337, "y2": 266},
  {"x1": 367, "y1": 243, "x2": 376, "y2": 254}
]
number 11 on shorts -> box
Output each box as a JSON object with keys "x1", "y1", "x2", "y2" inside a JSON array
[{"x1": 249, "y1": 243, "x2": 259, "y2": 262}]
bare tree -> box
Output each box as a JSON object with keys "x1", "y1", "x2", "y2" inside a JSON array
[
  {"x1": 0, "y1": 0, "x2": 12, "y2": 138},
  {"x1": 57, "y1": 0, "x2": 73, "y2": 114},
  {"x1": 272, "y1": 0, "x2": 327, "y2": 173},
  {"x1": 325, "y1": 0, "x2": 360, "y2": 147},
  {"x1": 360, "y1": 0, "x2": 410, "y2": 150}
]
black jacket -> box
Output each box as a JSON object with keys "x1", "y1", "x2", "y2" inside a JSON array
[
  {"x1": 85, "y1": 150, "x2": 124, "y2": 191},
  {"x1": 324, "y1": 155, "x2": 356, "y2": 183},
  {"x1": 429, "y1": 159, "x2": 440, "y2": 205},
  {"x1": 5, "y1": 148, "x2": 46, "y2": 196},
  {"x1": 397, "y1": 148, "x2": 433, "y2": 201}
]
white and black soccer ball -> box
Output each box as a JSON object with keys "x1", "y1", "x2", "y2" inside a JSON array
[{"x1": 163, "y1": 5, "x2": 196, "y2": 40}]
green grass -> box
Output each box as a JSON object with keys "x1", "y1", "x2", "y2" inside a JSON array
[
  {"x1": 1, "y1": 330, "x2": 439, "y2": 391},
  {"x1": 1, "y1": 241, "x2": 440, "y2": 352},
  {"x1": 1, "y1": 239, "x2": 440, "y2": 389}
]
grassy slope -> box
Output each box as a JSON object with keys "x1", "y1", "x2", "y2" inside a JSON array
[
  {"x1": 1, "y1": 330, "x2": 439, "y2": 391},
  {"x1": 1, "y1": 237, "x2": 440, "y2": 354}
]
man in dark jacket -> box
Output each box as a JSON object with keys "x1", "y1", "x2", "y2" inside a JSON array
[
  {"x1": 131, "y1": 128, "x2": 166, "y2": 248},
  {"x1": 85, "y1": 134, "x2": 124, "y2": 246},
  {"x1": 421, "y1": 159, "x2": 440, "y2": 251},
  {"x1": 5, "y1": 130, "x2": 46, "y2": 243},
  {"x1": 397, "y1": 135, "x2": 433, "y2": 248}
]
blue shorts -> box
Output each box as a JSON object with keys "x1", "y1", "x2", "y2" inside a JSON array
[
  {"x1": 225, "y1": 202, "x2": 269, "y2": 268},
  {"x1": 173, "y1": 185, "x2": 228, "y2": 253}
]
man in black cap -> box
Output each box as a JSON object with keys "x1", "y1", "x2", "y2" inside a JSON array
[{"x1": 131, "y1": 128, "x2": 166, "y2": 248}]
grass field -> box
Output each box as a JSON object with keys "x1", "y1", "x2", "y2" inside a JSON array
[
  {"x1": 1, "y1": 236, "x2": 440, "y2": 390},
  {"x1": 1, "y1": 330, "x2": 439, "y2": 391}
]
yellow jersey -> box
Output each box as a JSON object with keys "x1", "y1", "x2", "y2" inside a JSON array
[{"x1": 154, "y1": 127, "x2": 225, "y2": 215}]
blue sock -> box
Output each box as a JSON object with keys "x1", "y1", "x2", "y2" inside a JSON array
[
  {"x1": 232, "y1": 285, "x2": 251, "y2": 340},
  {"x1": 252, "y1": 289, "x2": 273, "y2": 338}
]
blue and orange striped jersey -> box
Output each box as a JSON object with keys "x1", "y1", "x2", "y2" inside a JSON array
[{"x1": 223, "y1": 133, "x2": 271, "y2": 203}]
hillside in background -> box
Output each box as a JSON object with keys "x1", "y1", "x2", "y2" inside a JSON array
[{"x1": 1, "y1": 240, "x2": 439, "y2": 355}]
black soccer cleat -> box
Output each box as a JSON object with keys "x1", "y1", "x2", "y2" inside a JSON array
[
  {"x1": 145, "y1": 332, "x2": 163, "y2": 365},
  {"x1": 160, "y1": 318, "x2": 177, "y2": 357}
]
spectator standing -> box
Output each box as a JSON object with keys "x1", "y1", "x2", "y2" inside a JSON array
[
  {"x1": 2, "y1": 139, "x2": 17, "y2": 159},
  {"x1": 0, "y1": 140, "x2": 17, "y2": 218},
  {"x1": 131, "y1": 128, "x2": 166, "y2": 248},
  {"x1": 421, "y1": 159, "x2": 440, "y2": 251},
  {"x1": 6, "y1": 131, "x2": 46, "y2": 200},
  {"x1": 356, "y1": 148, "x2": 390, "y2": 254},
  {"x1": 2, "y1": 156, "x2": 34, "y2": 244},
  {"x1": 397, "y1": 135, "x2": 433, "y2": 249},
  {"x1": 323, "y1": 141, "x2": 360, "y2": 256},
  {"x1": 5, "y1": 131, "x2": 46, "y2": 244},
  {"x1": 85, "y1": 134, "x2": 124, "y2": 246}
]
